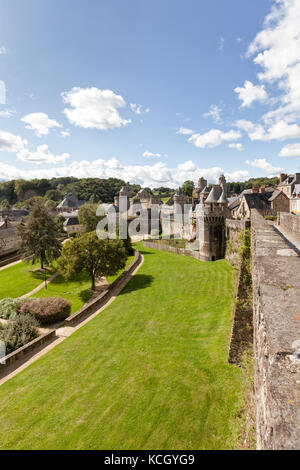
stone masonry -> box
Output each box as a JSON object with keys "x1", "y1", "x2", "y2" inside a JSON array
[{"x1": 251, "y1": 209, "x2": 300, "y2": 449}]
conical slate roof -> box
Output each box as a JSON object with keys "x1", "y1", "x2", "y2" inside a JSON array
[
  {"x1": 205, "y1": 186, "x2": 221, "y2": 203},
  {"x1": 217, "y1": 190, "x2": 228, "y2": 204},
  {"x1": 201, "y1": 185, "x2": 210, "y2": 194}
]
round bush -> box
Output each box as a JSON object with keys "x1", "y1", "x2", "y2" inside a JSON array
[
  {"x1": 0, "y1": 314, "x2": 39, "y2": 355},
  {"x1": 0, "y1": 298, "x2": 25, "y2": 320},
  {"x1": 20, "y1": 297, "x2": 71, "y2": 325}
]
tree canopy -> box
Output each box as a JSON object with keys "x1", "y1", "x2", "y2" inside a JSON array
[
  {"x1": 18, "y1": 201, "x2": 62, "y2": 269},
  {"x1": 58, "y1": 232, "x2": 127, "y2": 290}
]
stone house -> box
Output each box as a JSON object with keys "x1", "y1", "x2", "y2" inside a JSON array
[
  {"x1": 290, "y1": 184, "x2": 300, "y2": 215},
  {"x1": 268, "y1": 190, "x2": 290, "y2": 214},
  {"x1": 277, "y1": 173, "x2": 300, "y2": 198}
]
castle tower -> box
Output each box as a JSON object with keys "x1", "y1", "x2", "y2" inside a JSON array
[{"x1": 196, "y1": 185, "x2": 227, "y2": 261}]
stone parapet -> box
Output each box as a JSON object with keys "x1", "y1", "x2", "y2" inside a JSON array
[{"x1": 251, "y1": 209, "x2": 300, "y2": 449}]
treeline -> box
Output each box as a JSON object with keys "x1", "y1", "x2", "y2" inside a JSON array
[
  {"x1": 226, "y1": 177, "x2": 279, "y2": 195},
  {"x1": 0, "y1": 177, "x2": 142, "y2": 207},
  {"x1": 0, "y1": 175, "x2": 280, "y2": 208}
]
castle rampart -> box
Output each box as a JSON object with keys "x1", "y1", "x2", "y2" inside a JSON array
[{"x1": 251, "y1": 209, "x2": 300, "y2": 449}]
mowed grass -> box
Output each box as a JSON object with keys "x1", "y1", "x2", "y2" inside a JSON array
[
  {"x1": 0, "y1": 245, "x2": 244, "y2": 450},
  {"x1": 33, "y1": 255, "x2": 135, "y2": 314},
  {"x1": 0, "y1": 261, "x2": 56, "y2": 299},
  {"x1": 32, "y1": 271, "x2": 93, "y2": 314}
]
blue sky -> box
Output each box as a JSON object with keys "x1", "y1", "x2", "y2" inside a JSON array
[{"x1": 1, "y1": 0, "x2": 300, "y2": 187}]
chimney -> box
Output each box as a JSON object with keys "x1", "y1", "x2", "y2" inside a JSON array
[
  {"x1": 259, "y1": 186, "x2": 265, "y2": 194},
  {"x1": 280, "y1": 173, "x2": 287, "y2": 184},
  {"x1": 252, "y1": 186, "x2": 259, "y2": 193}
]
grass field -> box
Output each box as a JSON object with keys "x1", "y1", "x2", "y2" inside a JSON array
[
  {"x1": 33, "y1": 255, "x2": 135, "y2": 314},
  {"x1": 0, "y1": 261, "x2": 56, "y2": 299},
  {"x1": 0, "y1": 245, "x2": 245, "y2": 450}
]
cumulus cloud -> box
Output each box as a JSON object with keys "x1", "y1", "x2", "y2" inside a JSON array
[
  {"x1": 177, "y1": 127, "x2": 194, "y2": 135},
  {"x1": 0, "y1": 130, "x2": 27, "y2": 152},
  {"x1": 130, "y1": 103, "x2": 150, "y2": 115},
  {"x1": 234, "y1": 80, "x2": 268, "y2": 107},
  {"x1": 142, "y1": 150, "x2": 166, "y2": 158},
  {"x1": 21, "y1": 112, "x2": 62, "y2": 137},
  {"x1": 60, "y1": 130, "x2": 70, "y2": 138},
  {"x1": 203, "y1": 104, "x2": 222, "y2": 123},
  {"x1": 0, "y1": 46, "x2": 7, "y2": 55},
  {"x1": 0, "y1": 157, "x2": 250, "y2": 188},
  {"x1": 228, "y1": 143, "x2": 244, "y2": 151},
  {"x1": 247, "y1": 0, "x2": 300, "y2": 123},
  {"x1": 188, "y1": 129, "x2": 241, "y2": 149},
  {"x1": 278, "y1": 142, "x2": 300, "y2": 157},
  {"x1": 17, "y1": 144, "x2": 70, "y2": 165},
  {"x1": 245, "y1": 158, "x2": 284, "y2": 175},
  {"x1": 62, "y1": 87, "x2": 131, "y2": 130},
  {"x1": 0, "y1": 109, "x2": 15, "y2": 118},
  {"x1": 235, "y1": 119, "x2": 300, "y2": 141}
]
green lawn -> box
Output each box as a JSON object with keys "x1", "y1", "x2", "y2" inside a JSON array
[
  {"x1": 0, "y1": 245, "x2": 245, "y2": 450},
  {"x1": 0, "y1": 261, "x2": 56, "y2": 300},
  {"x1": 32, "y1": 271, "x2": 93, "y2": 314},
  {"x1": 32, "y1": 255, "x2": 135, "y2": 314}
]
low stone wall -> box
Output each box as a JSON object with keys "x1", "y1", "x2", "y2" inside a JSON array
[
  {"x1": 142, "y1": 241, "x2": 207, "y2": 261},
  {"x1": 0, "y1": 330, "x2": 56, "y2": 369},
  {"x1": 65, "y1": 250, "x2": 141, "y2": 326},
  {"x1": 279, "y1": 212, "x2": 300, "y2": 238},
  {"x1": 251, "y1": 209, "x2": 300, "y2": 449}
]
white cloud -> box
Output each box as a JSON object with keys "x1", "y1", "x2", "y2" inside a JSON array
[
  {"x1": 0, "y1": 109, "x2": 15, "y2": 118},
  {"x1": 228, "y1": 143, "x2": 244, "y2": 151},
  {"x1": 247, "y1": 0, "x2": 300, "y2": 123},
  {"x1": 278, "y1": 142, "x2": 300, "y2": 157},
  {"x1": 143, "y1": 150, "x2": 165, "y2": 158},
  {"x1": 234, "y1": 80, "x2": 268, "y2": 107},
  {"x1": 235, "y1": 119, "x2": 300, "y2": 141},
  {"x1": 203, "y1": 104, "x2": 222, "y2": 123},
  {"x1": 0, "y1": 157, "x2": 250, "y2": 187},
  {"x1": 130, "y1": 103, "x2": 150, "y2": 115},
  {"x1": 21, "y1": 112, "x2": 62, "y2": 137},
  {"x1": 62, "y1": 87, "x2": 131, "y2": 130},
  {"x1": 0, "y1": 46, "x2": 7, "y2": 55},
  {"x1": 245, "y1": 158, "x2": 284, "y2": 175},
  {"x1": 177, "y1": 127, "x2": 194, "y2": 135},
  {"x1": 17, "y1": 144, "x2": 70, "y2": 165},
  {"x1": 188, "y1": 129, "x2": 241, "y2": 149},
  {"x1": 60, "y1": 130, "x2": 70, "y2": 138},
  {"x1": 0, "y1": 130, "x2": 27, "y2": 152},
  {"x1": 219, "y1": 36, "x2": 225, "y2": 51}
]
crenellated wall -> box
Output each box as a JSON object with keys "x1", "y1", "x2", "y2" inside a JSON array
[{"x1": 251, "y1": 209, "x2": 300, "y2": 450}]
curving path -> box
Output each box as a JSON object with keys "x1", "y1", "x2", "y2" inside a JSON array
[{"x1": 0, "y1": 253, "x2": 144, "y2": 386}]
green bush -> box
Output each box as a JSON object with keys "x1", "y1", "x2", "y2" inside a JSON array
[
  {"x1": 68, "y1": 232, "x2": 78, "y2": 238},
  {"x1": 20, "y1": 297, "x2": 71, "y2": 325},
  {"x1": 0, "y1": 314, "x2": 39, "y2": 355},
  {"x1": 0, "y1": 298, "x2": 25, "y2": 320},
  {"x1": 264, "y1": 215, "x2": 277, "y2": 221}
]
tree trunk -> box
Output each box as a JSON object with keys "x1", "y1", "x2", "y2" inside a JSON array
[{"x1": 91, "y1": 274, "x2": 95, "y2": 291}]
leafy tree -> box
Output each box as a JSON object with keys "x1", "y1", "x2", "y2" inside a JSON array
[
  {"x1": 182, "y1": 180, "x2": 195, "y2": 197},
  {"x1": 0, "y1": 199, "x2": 10, "y2": 210},
  {"x1": 18, "y1": 201, "x2": 62, "y2": 269},
  {"x1": 78, "y1": 203, "x2": 104, "y2": 232},
  {"x1": 58, "y1": 232, "x2": 127, "y2": 290}
]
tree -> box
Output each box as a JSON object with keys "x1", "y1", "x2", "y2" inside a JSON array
[
  {"x1": 0, "y1": 199, "x2": 10, "y2": 210},
  {"x1": 78, "y1": 203, "x2": 104, "y2": 232},
  {"x1": 18, "y1": 201, "x2": 62, "y2": 269},
  {"x1": 58, "y1": 232, "x2": 127, "y2": 290},
  {"x1": 182, "y1": 180, "x2": 195, "y2": 197}
]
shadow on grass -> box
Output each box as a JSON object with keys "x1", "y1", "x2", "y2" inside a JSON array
[
  {"x1": 136, "y1": 249, "x2": 157, "y2": 256},
  {"x1": 79, "y1": 288, "x2": 93, "y2": 303},
  {"x1": 119, "y1": 274, "x2": 154, "y2": 295}
]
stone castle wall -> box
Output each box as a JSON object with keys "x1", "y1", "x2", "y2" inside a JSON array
[
  {"x1": 279, "y1": 211, "x2": 300, "y2": 238},
  {"x1": 0, "y1": 227, "x2": 20, "y2": 257},
  {"x1": 251, "y1": 209, "x2": 300, "y2": 449}
]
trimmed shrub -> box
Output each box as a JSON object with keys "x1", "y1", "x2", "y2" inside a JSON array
[
  {"x1": 0, "y1": 298, "x2": 25, "y2": 320},
  {"x1": 0, "y1": 314, "x2": 39, "y2": 355},
  {"x1": 20, "y1": 297, "x2": 71, "y2": 325}
]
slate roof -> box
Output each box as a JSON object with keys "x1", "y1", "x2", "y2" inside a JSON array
[
  {"x1": 218, "y1": 190, "x2": 228, "y2": 204},
  {"x1": 268, "y1": 190, "x2": 282, "y2": 201},
  {"x1": 243, "y1": 193, "x2": 270, "y2": 211},
  {"x1": 205, "y1": 186, "x2": 222, "y2": 203},
  {"x1": 63, "y1": 217, "x2": 79, "y2": 227}
]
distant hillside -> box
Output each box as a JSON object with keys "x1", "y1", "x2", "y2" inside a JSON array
[{"x1": 0, "y1": 175, "x2": 280, "y2": 208}]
